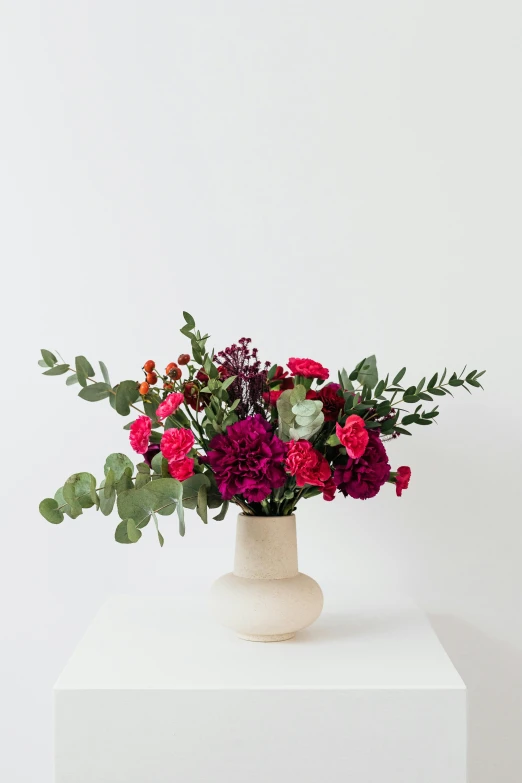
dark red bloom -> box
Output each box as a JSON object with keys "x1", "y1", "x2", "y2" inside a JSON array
[
  {"x1": 184, "y1": 381, "x2": 208, "y2": 411},
  {"x1": 334, "y1": 432, "x2": 390, "y2": 500},
  {"x1": 307, "y1": 383, "x2": 344, "y2": 422},
  {"x1": 395, "y1": 466, "x2": 411, "y2": 496}
]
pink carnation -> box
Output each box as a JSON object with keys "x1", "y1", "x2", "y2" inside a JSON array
[
  {"x1": 287, "y1": 357, "x2": 329, "y2": 380},
  {"x1": 336, "y1": 414, "x2": 369, "y2": 459},
  {"x1": 286, "y1": 440, "x2": 332, "y2": 488},
  {"x1": 168, "y1": 457, "x2": 195, "y2": 481},
  {"x1": 160, "y1": 428, "x2": 194, "y2": 462},
  {"x1": 129, "y1": 415, "x2": 152, "y2": 454},
  {"x1": 156, "y1": 392, "x2": 184, "y2": 422}
]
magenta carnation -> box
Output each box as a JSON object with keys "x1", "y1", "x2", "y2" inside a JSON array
[
  {"x1": 204, "y1": 414, "x2": 287, "y2": 503},
  {"x1": 334, "y1": 432, "x2": 390, "y2": 500},
  {"x1": 129, "y1": 415, "x2": 152, "y2": 454},
  {"x1": 156, "y1": 392, "x2": 184, "y2": 422}
]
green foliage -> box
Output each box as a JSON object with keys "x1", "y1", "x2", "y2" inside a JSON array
[
  {"x1": 99, "y1": 361, "x2": 111, "y2": 386},
  {"x1": 104, "y1": 453, "x2": 134, "y2": 481},
  {"x1": 39, "y1": 498, "x2": 64, "y2": 524},
  {"x1": 290, "y1": 399, "x2": 324, "y2": 440},
  {"x1": 41, "y1": 349, "x2": 57, "y2": 367},
  {"x1": 43, "y1": 364, "x2": 69, "y2": 376},
  {"x1": 115, "y1": 381, "x2": 140, "y2": 416},
  {"x1": 75, "y1": 356, "x2": 95, "y2": 387},
  {"x1": 78, "y1": 382, "x2": 112, "y2": 402}
]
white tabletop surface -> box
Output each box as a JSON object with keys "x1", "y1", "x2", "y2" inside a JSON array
[{"x1": 54, "y1": 591, "x2": 464, "y2": 692}]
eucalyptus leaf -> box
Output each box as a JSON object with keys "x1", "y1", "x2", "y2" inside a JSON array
[
  {"x1": 78, "y1": 382, "x2": 111, "y2": 402},
  {"x1": 41, "y1": 349, "x2": 57, "y2": 367},
  {"x1": 117, "y1": 488, "x2": 152, "y2": 527},
  {"x1": 153, "y1": 513, "x2": 164, "y2": 547},
  {"x1": 104, "y1": 453, "x2": 134, "y2": 481},
  {"x1": 115, "y1": 520, "x2": 135, "y2": 544},
  {"x1": 53, "y1": 486, "x2": 80, "y2": 519},
  {"x1": 115, "y1": 380, "x2": 140, "y2": 416},
  {"x1": 98, "y1": 479, "x2": 116, "y2": 516},
  {"x1": 181, "y1": 474, "x2": 211, "y2": 510},
  {"x1": 213, "y1": 501, "x2": 229, "y2": 521},
  {"x1": 43, "y1": 364, "x2": 69, "y2": 376},
  {"x1": 66, "y1": 373, "x2": 78, "y2": 386},
  {"x1": 357, "y1": 355, "x2": 378, "y2": 389},
  {"x1": 126, "y1": 518, "x2": 142, "y2": 543},
  {"x1": 99, "y1": 361, "x2": 111, "y2": 386},
  {"x1": 39, "y1": 498, "x2": 64, "y2": 524},
  {"x1": 144, "y1": 478, "x2": 184, "y2": 535},
  {"x1": 197, "y1": 484, "x2": 208, "y2": 524},
  {"x1": 75, "y1": 356, "x2": 95, "y2": 387}
]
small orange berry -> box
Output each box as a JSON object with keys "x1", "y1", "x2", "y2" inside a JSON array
[
  {"x1": 165, "y1": 362, "x2": 177, "y2": 375},
  {"x1": 163, "y1": 382, "x2": 174, "y2": 391},
  {"x1": 146, "y1": 372, "x2": 158, "y2": 385},
  {"x1": 139, "y1": 381, "x2": 150, "y2": 395},
  {"x1": 143, "y1": 360, "x2": 155, "y2": 373},
  {"x1": 178, "y1": 353, "x2": 190, "y2": 365},
  {"x1": 171, "y1": 366, "x2": 182, "y2": 380}
]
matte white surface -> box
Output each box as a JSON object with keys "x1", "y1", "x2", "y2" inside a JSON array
[
  {"x1": 55, "y1": 594, "x2": 465, "y2": 691},
  {"x1": 1, "y1": 2, "x2": 521, "y2": 781},
  {"x1": 54, "y1": 595, "x2": 466, "y2": 783}
]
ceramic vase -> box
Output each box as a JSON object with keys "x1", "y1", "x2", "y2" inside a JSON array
[{"x1": 210, "y1": 514, "x2": 323, "y2": 642}]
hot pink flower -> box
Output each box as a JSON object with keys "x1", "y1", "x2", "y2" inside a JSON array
[
  {"x1": 168, "y1": 457, "x2": 195, "y2": 481},
  {"x1": 160, "y1": 428, "x2": 194, "y2": 462},
  {"x1": 129, "y1": 415, "x2": 152, "y2": 454},
  {"x1": 336, "y1": 415, "x2": 369, "y2": 459},
  {"x1": 395, "y1": 466, "x2": 411, "y2": 496},
  {"x1": 156, "y1": 392, "x2": 184, "y2": 422},
  {"x1": 287, "y1": 357, "x2": 329, "y2": 380},
  {"x1": 286, "y1": 440, "x2": 332, "y2": 488}
]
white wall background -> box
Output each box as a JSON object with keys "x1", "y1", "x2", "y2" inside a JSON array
[{"x1": 1, "y1": 2, "x2": 521, "y2": 781}]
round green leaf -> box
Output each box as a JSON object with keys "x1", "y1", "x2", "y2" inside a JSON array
[
  {"x1": 104, "y1": 453, "x2": 134, "y2": 481},
  {"x1": 78, "y1": 382, "x2": 111, "y2": 402},
  {"x1": 115, "y1": 380, "x2": 140, "y2": 416},
  {"x1": 126, "y1": 518, "x2": 142, "y2": 543},
  {"x1": 39, "y1": 498, "x2": 64, "y2": 524},
  {"x1": 115, "y1": 520, "x2": 133, "y2": 544}
]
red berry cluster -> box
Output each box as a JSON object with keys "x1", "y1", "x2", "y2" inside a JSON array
[{"x1": 138, "y1": 355, "x2": 191, "y2": 395}]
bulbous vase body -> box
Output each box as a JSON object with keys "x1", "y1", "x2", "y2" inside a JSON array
[{"x1": 210, "y1": 514, "x2": 323, "y2": 642}]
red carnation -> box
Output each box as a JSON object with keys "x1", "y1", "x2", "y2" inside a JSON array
[
  {"x1": 286, "y1": 440, "x2": 332, "y2": 488},
  {"x1": 395, "y1": 466, "x2": 411, "y2": 497},
  {"x1": 287, "y1": 357, "x2": 329, "y2": 380}
]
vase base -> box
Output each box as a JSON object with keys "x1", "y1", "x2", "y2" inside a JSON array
[{"x1": 238, "y1": 632, "x2": 296, "y2": 643}]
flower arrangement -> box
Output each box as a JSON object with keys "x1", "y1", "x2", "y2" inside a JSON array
[{"x1": 39, "y1": 312, "x2": 485, "y2": 545}]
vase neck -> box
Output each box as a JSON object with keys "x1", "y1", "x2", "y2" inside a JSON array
[{"x1": 233, "y1": 515, "x2": 298, "y2": 579}]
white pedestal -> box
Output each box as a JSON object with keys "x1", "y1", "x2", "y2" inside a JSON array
[{"x1": 54, "y1": 593, "x2": 466, "y2": 782}]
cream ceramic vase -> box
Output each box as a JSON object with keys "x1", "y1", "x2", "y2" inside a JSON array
[{"x1": 210, "y1": 514, "x2": 323, "y2": 642}]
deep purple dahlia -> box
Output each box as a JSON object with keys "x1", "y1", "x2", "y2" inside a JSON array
[
  {"x1": 204, "y1": 414, "x2": 287, "y2": 503},
  {"x1": 334, "y1": 432, "x2": 390, "y2": 500}
]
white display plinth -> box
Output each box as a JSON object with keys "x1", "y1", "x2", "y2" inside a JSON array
[{"x1": 54, "y1": 593, "x2": 466, "y2": 782}]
